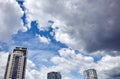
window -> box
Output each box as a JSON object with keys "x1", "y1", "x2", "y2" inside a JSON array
[{"x1": 11, "y1": 56, "x2": 20, "y2": 79}]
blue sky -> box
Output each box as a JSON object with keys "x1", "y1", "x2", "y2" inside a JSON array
[{"x1": 0, "y1": 0, "x2": 120, "y2": 79}]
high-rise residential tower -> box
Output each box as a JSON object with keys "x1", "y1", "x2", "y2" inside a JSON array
[
  {"x1": 4, "y1": 47, "x2": 28, "y2": 79},
  {"x1": 47, "y1": 72, "x2": 61, "y2": 79},
  {"x1": 84, "y1": 69, "x2": 98, "y2": 79}
]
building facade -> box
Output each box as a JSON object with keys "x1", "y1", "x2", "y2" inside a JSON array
[
  {"x1": 47, "y1": 72, "x2": 61, "y2": 79},
  {"x1": 84, "y1": 69, "x2": 98, "y2": 79},
  {"x1": 4, "y1": 47, "x2": 28, "y2": 79}
]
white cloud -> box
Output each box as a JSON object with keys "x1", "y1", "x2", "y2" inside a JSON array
[
  {"x1": 96, "y1": 55, "x2": 120, "y2": 79},
  {"x1": 24, "y1": 48, "x2": 120, "y2": 79},
  {"x1": 54, "y1": 28, "x2": 76, "y2": 48},
  {"x1": 51, "y1": 48, "x2": 120, "y2": 79},
  {"x1": 51, "y1": 48, "x2": 95, "y2": 74},
  {"x1": 59, "y1": 48, "x2": 76, "y2": 58},
  {"x1": 0, "y1": 48, "x2": 120, "y2": 79},
  {"x1": 27, "y1": 60, "x2": 36, "y2": 71},
  {"x1": 0, "y1": 52, "x2": 8, "y2": 79},
  {"x1": 24, "y1": 0, "x2": 55, "y2": 30},
  {"x1": 36, "y1": 34, "x2": 50, "y2": 44},
  {"x1": 0, "y1": 0, "x2": 26, "y2": 42}
]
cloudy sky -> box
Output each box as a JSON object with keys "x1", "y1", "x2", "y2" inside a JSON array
[{"x1": 0, "y1": 0, "x2": 120, "y2": 79}]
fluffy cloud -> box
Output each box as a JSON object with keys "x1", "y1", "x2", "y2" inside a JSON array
[
  {"x1": 51, "y1": 48, "x2": 95, "y2": 74},
  {"x1": 24, "y1": 0, "x2": 120, "y2": 54},
  {"x1": 23, "y1": 48, "x2": 119, "y2": 79},
  {"x1": 0, "y1": 0, "x2": 26, "y2": 42},
  {"x1": 51, "y1": 48, "x2": 120, "y2": 79},
  {"x1": 0, "y1": 52, "x2": 8, "y2": 79},
  {"x1": 36, "y1": 34, "x2": 50, "y2": 44},
  {"x1": 0, "y1": 48, "x2": 120, "y2": 79},
  {"x1": 24, "y1": 0, "x2": 55, "y2": 30},
  {"x1": 95, "y1": 55, "x2": 120, "y2": 79}
]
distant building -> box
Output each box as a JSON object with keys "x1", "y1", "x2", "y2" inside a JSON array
[
  {"x1": 47, "y1": 72, "x2": 61, "y2": 79},
  {"x1": 4, "y1": 47, "x2": 28, "y2": 79},
  {"x1": 84, "y1": 69, "x2": 98, "y2": 79}
]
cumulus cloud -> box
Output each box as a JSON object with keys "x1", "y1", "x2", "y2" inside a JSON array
[
  {"x1": 0, "y1": 0, "x2": 26, "y2": 42},
  {"x1": 51, "y1": 48, "x2": 120, "y2": 79},
  {"x1": 36, "y1": 34, "x2": 50, "y2": 44},
  {"x1": 24, "y1": 0, "x2": 120, "y2": 55},
  {"x1": 96, "y1": 55, "x2": 120, "y2": 79},
  {"x1": 0, "y1": 48, "x2": 120, "y2": 79},
  {"x1": 24, "y1": 0, "x2": 55, "y2": 30},
  {"x1": 0, "y1": 52, "x2": 8, "y2": 79},
  {"x1": 51, "y1": 48, "x2": 95, "y2": 74}
]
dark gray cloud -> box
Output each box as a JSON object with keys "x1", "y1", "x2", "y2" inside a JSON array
[
  {"x1": 66, "y1": 0, "x2": 120, "y2": 53},
  {"x1": 49, "y1": 0, "x2": 120, "y2": 53},
  {"x1": 105, "y1": 67, "x2": 120, "y2": 79},
  {"x1": 25, "y1": 0, "x2": 120, "y2": 55}
]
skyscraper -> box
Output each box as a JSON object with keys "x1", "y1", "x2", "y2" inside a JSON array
[
  {"x1": 47, "y1": 72, "x2": 61, "y2": 79},
  {"x1": 84, "y1": 69, "x2": 98, "y2": 79},
  {"x1": 4, "y1": 47, "x2": 28, "y2": 79}
]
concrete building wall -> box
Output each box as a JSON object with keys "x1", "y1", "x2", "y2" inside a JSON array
[{"x1": 4, "y1": 47, "x2": 27, "y2": 79}]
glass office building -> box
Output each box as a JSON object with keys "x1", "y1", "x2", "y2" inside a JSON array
[
  {"x1": 84, "y1": 69, "x2": 98, "y2": 79},
  {"x1": 47, "y1": 72, "x2": 61, "y2": 79}
]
